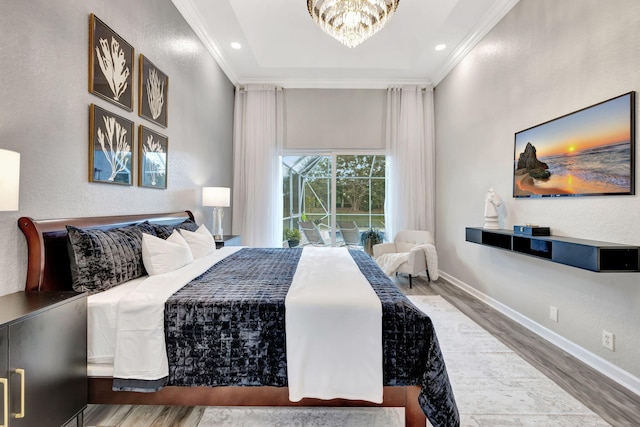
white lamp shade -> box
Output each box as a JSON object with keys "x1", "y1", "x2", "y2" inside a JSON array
[
  {"x1": 0, "y1": 149, "x2": 20, "y2": 211},
  {"x1": 202, "y1": 187, "x2": 230, "y2": 207}
]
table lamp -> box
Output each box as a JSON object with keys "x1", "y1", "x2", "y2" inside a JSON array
[
  {"x1": 0, "y1": 149, "x2": 20, "y2": 211},
  {"x1": 202, "y1": 187, "x2": 230, "y2": 240}
]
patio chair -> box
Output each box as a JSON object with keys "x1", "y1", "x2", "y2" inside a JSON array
[
  {"x1": 337, "y1": 221, "x2": 361, "y2": 247},
  {"x1": 298, "y1": 221, "x2": 328, "y2": 246}
]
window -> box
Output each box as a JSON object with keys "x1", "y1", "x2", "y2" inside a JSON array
[{"x1": 282, "y1": 154, "x2": 386, "y2": 246}]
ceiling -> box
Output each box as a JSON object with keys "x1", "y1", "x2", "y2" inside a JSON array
[{"x1": 172, "y1": 0, "x2": 519, "y2": 88}]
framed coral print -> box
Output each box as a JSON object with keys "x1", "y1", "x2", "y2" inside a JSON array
[
  {"x1": 138, "y1": 125, "x2": 168, "y2": 189},
  {"x1": 89, "y1": 14, "x2": 134, "y2": 111},
  {"x1": 89, "y1": 104, "x2": 134, "y2": 185},
  {"x1": 139, "y1": 54, "x2": 168, "y2": 128}
]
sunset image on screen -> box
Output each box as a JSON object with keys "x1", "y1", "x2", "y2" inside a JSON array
[{"x1": 513, "y1": 93, "x2": 634, "y2": 197}]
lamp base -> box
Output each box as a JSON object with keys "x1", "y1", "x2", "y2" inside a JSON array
[{"x1": 212, "y1": 207, "x2": 224, "y2": 241}]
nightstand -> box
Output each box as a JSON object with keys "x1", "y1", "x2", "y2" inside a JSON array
[
  {"x1": 0, "y1": 292, "x2": 87, "y2": 427},
  {"x1": 215, "y1": 235, "x2": 241, "y2": 248}
]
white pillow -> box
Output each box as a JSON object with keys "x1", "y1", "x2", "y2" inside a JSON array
[
  {"x1": 142, "y1": 231, "x2": 194, "y2": 276},
  {"x1": 180, "y1": 224, "x2": 216, "y2": 259}
]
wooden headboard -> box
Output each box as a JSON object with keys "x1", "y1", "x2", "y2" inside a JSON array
[{"x1": 18, "y1": 211, "x2": 194, "y2": 292}]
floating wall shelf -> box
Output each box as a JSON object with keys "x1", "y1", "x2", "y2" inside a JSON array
[{"x1": 465, "y1": 227, "x2": 640, "y2": 272}]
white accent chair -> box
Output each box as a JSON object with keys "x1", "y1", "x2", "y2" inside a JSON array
[{"x1": 372, "y1": 230, "x2": 435, "y2": 288}]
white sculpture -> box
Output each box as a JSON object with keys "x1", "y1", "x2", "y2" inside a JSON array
[{"x1": 483, "y1": 188, "x2": 502, "y2": 229}]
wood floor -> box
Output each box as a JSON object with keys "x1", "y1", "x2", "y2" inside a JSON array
[
  {"x1": 78, "y1": 405, "x2": 205, "y2": 427},
  {"x1": 399, "y1": 275, "x2": 640, "y2": 426},
  {"x1": 69, "y1": 274, "x2": 640, "y2": 426}
]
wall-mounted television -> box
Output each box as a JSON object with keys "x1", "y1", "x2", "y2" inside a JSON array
[{"x1": 513, "y1": 92, "x2": 635, "y2": 198}]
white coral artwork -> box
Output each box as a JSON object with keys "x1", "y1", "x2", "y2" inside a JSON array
[
  {"x1": 95, "y1": 36, "x2": 130, "y2": 101},
  {"x1": 146, "y1": 67, "x2": 165, "y2": 120},
  {"x1": 97, "y1": 116, "x2": 130, "y2": 181},
  {"x1": 143, "y1": 135, "x2": 166, "y2": 186}
]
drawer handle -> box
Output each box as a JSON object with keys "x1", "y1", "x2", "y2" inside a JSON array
[
  {"x1": 0, "y1": 378, "x2": 7, "y2": 427},
  {"x1": 13, "y1": 369, "x2": 25, "y2": 419}
]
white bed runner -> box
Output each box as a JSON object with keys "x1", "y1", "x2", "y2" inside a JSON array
[
  {"x1": 112, "y1": 247, "x2": 242, "y2": 382},
  {"x1": 285, "y1": 247, "x2": 383, "y2": 403}
]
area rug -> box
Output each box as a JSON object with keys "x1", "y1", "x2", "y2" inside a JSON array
[
  {"x1": 411, "y1": 295, "x2": 609, "y2": 427},
  {"x1": 198, "y1": 407, "x2": 403, "y2": 427},
  {"x1": 198, "y1": 296, "x2": 610, "y2": 427}
]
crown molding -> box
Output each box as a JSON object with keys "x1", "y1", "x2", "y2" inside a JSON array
[
  {"x1": 174, "y1": 0, "x2": 519, "y2": 89},
  {"x1": 172, "y1": 0, "x2": 239, "y2": 85},
  {"x1": 432, "y1": 0, "x2": 520, "y2": 86}
]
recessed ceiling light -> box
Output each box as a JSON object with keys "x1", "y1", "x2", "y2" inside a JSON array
[
  {"x1": 435, "y1": 44, "x2": 447, "y2": 51},
  {"x1": 230, "y1": 42, "x2": 242, "y2": 50}
]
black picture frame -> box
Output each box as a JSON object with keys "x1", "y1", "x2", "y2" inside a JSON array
[
  {"x1": 138, "y1": 125, "x2": 168, "y2": 189},
  {"x1": 513, "y1": 92, "x2": 635, "y2": 198},
  {"x1": 89, "y1": 14, "x2": 134, "y2": 111},
  {"x1": 139, "y1": 54, "x2": 168, "y2": 128},
  {"x1": 89, "y1": 104, "x2": 134, "y2": 185}
]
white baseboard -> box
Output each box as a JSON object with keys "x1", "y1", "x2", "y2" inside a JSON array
[{"x1": 438, "y1": 270, "x2": 640, "y2": 397}]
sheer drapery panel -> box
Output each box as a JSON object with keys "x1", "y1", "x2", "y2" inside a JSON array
[
  {"x1": 385, "y1": 86, "x2": 436, "y2": 240},
  {"x1": 232, "y1": 85, "x2": 283, "y2": 247}
]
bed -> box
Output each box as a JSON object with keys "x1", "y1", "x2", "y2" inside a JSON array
[{"x1": 18, "y1": 211, "x2": 459, "y2": 427}]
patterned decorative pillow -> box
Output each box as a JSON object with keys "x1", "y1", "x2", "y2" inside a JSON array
[
  {"x1": 151, "y1": 219, "x2": 199, "y2": 239},
  {"x1": 150, "y1": 223, "x2": 175, "y2": 240},
  {"x1": 67, "y1": 222, "x2": 157, "y2": 293},
  {"x1": 177, "y1": 218, "x2": 199, "y2": 232}
]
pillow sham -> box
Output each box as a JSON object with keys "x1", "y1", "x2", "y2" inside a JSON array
[
  {"x1": 177, "y1": 218, "x2": 200, "y2": 232},
  {"x1": 67, "y1": 222, "x2": 156, "y2": 294},
  {"x1": 151, "y1": 218, "x2": 199, "y2": 239},
  {"x1": 150, "y1": 223, "x2": 175, "y2": 240},
  {"x1": 141, "y1": 230, "x2": 194, "y2": 276},
  {"x1": 179, "y1": 224, "x2": 216, "y2": 259}
]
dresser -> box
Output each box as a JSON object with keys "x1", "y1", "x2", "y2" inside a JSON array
[{"x1": 0, "y1": 292, "x2": 87, "y2": 427}]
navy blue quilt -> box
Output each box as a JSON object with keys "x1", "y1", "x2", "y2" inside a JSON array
[{"x1": 160, "y1": 248, "x2": 459, "y2": 426}]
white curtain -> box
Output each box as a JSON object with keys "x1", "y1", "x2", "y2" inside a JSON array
[
  {"x1": 385, "y1": 85, "x2": 436, "y2": 241},
  {"x1": 232, "y1": 85, "x2": 283, "y2": 247}
]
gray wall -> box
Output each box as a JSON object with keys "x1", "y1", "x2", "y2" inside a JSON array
[
  {"x1": 0, "y1": 0, "x2": 235, "y2": 296},
  {"x1": 435, "y1": 0, "x2": 640, "y2": 379}
]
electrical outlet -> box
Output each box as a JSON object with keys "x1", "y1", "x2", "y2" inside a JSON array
[
  {"x1": 549, "y1": 306, "x2": 558, "y2": 322},
  {"x1": 602, "y1": 330, "x2": 614, "y2": 351}
]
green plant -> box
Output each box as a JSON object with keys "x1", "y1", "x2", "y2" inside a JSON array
[
  {"x1": 360, "y1": 228, "x2": 386, "y2": 256},
  {"x1": 284, "y1": 228, "x2": 302, "y2": 241},
  {"x1": 359, "y1": 228, "x2": 385, "y2": 246}
]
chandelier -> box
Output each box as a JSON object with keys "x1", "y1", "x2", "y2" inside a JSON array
[{"x1": 307, "y1": 0, "x2": 400, "y2": 48}]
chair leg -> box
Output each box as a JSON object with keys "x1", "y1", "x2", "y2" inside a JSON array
[
  {"x1": 426, "y1": 269, "x2": 431, "y2": 282},
  {"x1": 408, "y1": 274, "x2": 412, "y2": 289}
]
